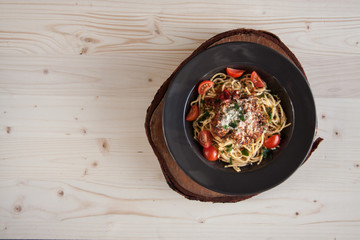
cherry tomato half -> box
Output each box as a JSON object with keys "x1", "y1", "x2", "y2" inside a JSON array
[
  {"x1": 198, "y1": 81, "x2": 214, "y2": 95},
  {"x1": 199, "y1": 130, "x2": 212, "y2": 148},
  {"x1": 203, "y1": 145, "x2": 218, "y2": 161},
  {"x1": 250, "y1": 71, "x2": 265, "y2": 88},
  {"x1": 185, "y1": 104, "x2": 199, "y2": 121},
  {"x1": 263, "y1": 134, "x2": 280, "y2": 149},
  {"x1": 218, "y1": 89, "x2": 231, "y2": 102},
  {"x1": 226, "y1": 67, "x2": 245, "y2": 78}
]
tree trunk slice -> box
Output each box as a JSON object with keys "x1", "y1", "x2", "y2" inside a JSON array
[{"x1": 145, "y1": 28, "x2": 323, "y2": 202}]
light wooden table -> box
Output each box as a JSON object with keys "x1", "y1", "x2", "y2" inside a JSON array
[{"x1": 0, "y1": 1, "x2": 359, "y2": 239}]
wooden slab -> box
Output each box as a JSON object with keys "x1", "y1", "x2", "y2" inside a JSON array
[{"x1": 145, "y1": 28, "x2": 323, "y2": 202}]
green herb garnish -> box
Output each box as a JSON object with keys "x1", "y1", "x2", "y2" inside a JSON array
[
  {"x1": 239, "y1": 114, "x2": 245, "y2": 121},
  {"x1": 223, "y1": 125, "x2": 228, "y2": 129},
  {"x1": 229, "y1": 121, "x2": 237, "y2": 128},
  {"x1": 221, "y1": 150, "x2": 224, "y2": 154},
  {"x1": 225, "y1": 144, "x2": 233, "y2": 152},
  {"x1": 241, "y1": 148, "x2": 249, "y2": 156},
  {"x1": 238, "y1": 109, "x2": 245, "y2": 121},
  {"x1": 229, "y1": 157, "x2": 233, "y2": 165},
  {"x1": 262, "y1": 147, "x2": 273, "y2": 159},
  {"x1": 260, "y1": 93, "x2": 265, "y2": 98},
  {"x1": 267, "y1": 107, "x2": 273, "y2": 123},
  {"x1": 234, "y1": 102, "x2": 239, "y2": 110},
  {"x1": 197, "y1": 110, "x2": 210, "y2": 123}
]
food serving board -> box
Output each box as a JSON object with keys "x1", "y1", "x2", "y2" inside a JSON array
[{"x1": 145, "y1": 28, "x2": 323, "y2": 202}]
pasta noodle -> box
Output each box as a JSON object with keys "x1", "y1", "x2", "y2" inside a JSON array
[{"x1": 190, "y1": 71, "x2": 290, "y2": 172}]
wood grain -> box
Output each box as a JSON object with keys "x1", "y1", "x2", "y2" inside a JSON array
[
  {"x1": 0, "y1": 1, "x2": 359, "y2": 56},
  {"x1": 0, "y1": 0, "x2": 360, "y2": 239},
  {"x1": 0, "y1": 55, "x2": 359, "y2": 100}
]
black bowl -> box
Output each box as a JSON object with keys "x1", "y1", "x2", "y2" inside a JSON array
[
  {"x1": 184, "y1": 66, "x2": 294, "y2": 173},
  {"x1": 163, "y1": 42, "x2": 316, "y2": 196}
]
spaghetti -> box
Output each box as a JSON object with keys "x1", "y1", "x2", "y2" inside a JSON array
[{"x1": 187, "y1": 69, "x2": 290, "y2": 172}]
